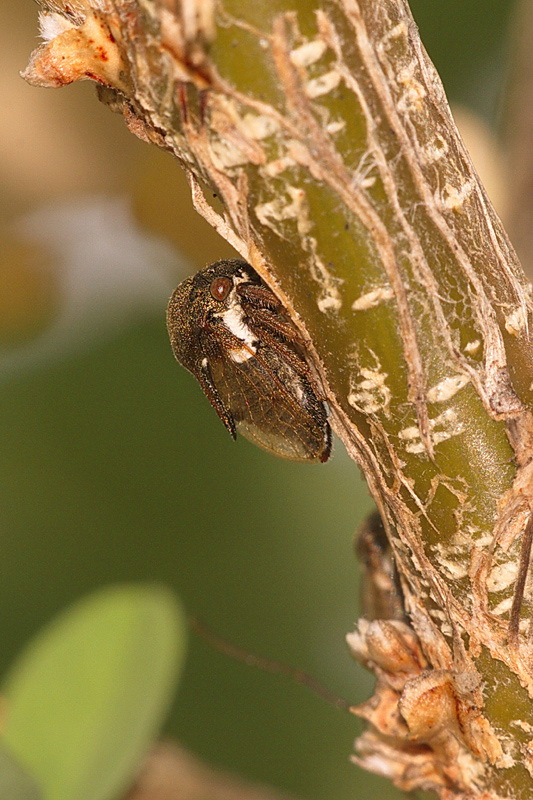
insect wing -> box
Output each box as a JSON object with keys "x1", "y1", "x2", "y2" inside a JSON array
[{"x1": 209, "y1": 347, "x2": 329, "y2": 462}]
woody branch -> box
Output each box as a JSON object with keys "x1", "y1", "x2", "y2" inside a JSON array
[{"x1": 23, "y1": 0, "x2": 533, "y2": 797}]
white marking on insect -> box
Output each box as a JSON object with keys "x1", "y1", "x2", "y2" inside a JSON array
[
  {"x1": 295, "y1": 383, "x2": 306, "y2": 403},
  {"x1": 233, "y1": 271, "x2": 251, "y2": 284},
  {"x1": 214, "y1": 286, "x2": 257, "y2": 362},
  {"x1": 229, "y1": 345, "x2": 257, "y2": 364},
  {"x1": 219, "y1": 306, "x2": 256, "y2": 347}
]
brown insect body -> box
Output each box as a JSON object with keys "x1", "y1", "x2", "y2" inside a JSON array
[{"x1": 167, "y1": 259, "x2": 331, "y2": 463}]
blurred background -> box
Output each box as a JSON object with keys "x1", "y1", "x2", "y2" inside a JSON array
[{"x1": 0, "y1": 2, "x2": 522, "y2": 799}]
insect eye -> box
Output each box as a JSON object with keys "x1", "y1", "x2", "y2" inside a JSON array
[{"x1": 210, "y1": 276, "x2": 232, "y2": 302}]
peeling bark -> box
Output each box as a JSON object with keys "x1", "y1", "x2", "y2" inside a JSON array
[{"x1": 23, "y1": 1, "x2": 533, "y2": 797}]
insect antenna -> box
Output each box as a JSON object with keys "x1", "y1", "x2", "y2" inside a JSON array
[{"x1": 189, "y1": 615, "x2": 354, "y2": 713}]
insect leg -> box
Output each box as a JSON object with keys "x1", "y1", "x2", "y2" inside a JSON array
[
  {"x1": 244, "y1": 318, "x2": 312, "y2": 376},
  {"x1": 247, "y1": 308, "x2": 307, "y2": 345},
  {"x1": 197, "y1": 357, "x2": 237, "y2": 439},
  {"x1": 237, "y1": 282, "x2": 283, "y2": 311}
]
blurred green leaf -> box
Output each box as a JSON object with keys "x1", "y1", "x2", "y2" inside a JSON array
[
  {"x1": 1, "y1": 584, "x2": 186, "y2": 800},
  {"x1": 0, "y1": 743, "x2": 43, "y2": 800}
]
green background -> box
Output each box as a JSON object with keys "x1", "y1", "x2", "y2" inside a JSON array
[{"x1": 0, "y1": 2, "x2": 517, "y2": 799}]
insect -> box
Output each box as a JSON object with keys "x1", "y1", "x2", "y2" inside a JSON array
[
  {"x1": 356, "y1": 511, "x2": 405, "y2": 623},
  {"x1": 166, "y1": 259, "x2": 331, "y2": 462}
]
